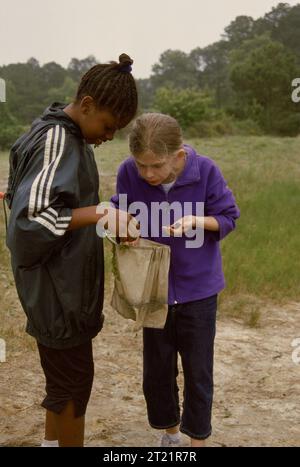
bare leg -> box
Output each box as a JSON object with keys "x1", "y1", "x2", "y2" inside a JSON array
[
  {"x1": 54, "y1": 400, "x2": 85, "y2": 447},
  {"x1": 45, "y1": 410, "x2": 58, "y2": 441},
  {"x1": 191, "y1": 438, "x2": 206, "y2": 447},
  {"x1": 166, "y1": 424, "x2": 180, "y2": 435}
]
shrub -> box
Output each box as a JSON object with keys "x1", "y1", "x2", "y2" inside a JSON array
[{"x1": 0, "y1": 124, "x2": 26, "y2": 150}]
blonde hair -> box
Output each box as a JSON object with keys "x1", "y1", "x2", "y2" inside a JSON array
[{"x1": 129, "y1": 113, "x2": 183, "y2": 158}]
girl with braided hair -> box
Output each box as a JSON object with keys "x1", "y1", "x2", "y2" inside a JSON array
[{"x1": 5, "y1": 54, "x2": 139, "y2": 447}]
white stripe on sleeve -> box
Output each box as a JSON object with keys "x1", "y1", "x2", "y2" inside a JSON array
[{"x1": 28, "y1": 125, "x2": 72, "y2": 235}]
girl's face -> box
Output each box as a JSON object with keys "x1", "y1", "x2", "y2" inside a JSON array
[
  {"x1": 78, "y1": 97, "x2": 119, "y2": 145},
  {"x1": 134, "y1": 149, "x2": 186, "y2": 186}
]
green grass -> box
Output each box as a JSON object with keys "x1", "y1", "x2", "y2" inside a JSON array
[{"x1": 0, "y1": 136, "x2": 299, "y2": 329}]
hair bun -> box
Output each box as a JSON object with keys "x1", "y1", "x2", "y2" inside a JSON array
[
  {"x1": 119, "y1": 53, "x2": 133, "y2": 66},
  {"x1": 118, "y1": 53, "x2": 133, "y2": 73}
]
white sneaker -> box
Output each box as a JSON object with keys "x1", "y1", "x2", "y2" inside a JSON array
[
  {"x1": 41, "y1": 439, "x2": 59, "y2": 447},
  {"x1": 160, "y1": 433, "x2": 182, "y2": 447}
]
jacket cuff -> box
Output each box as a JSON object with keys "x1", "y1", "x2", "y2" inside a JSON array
[{"x1": 212, "y1": 215, "x2": 236, "y2": 241}]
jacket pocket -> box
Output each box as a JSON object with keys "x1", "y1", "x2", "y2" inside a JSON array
[{"x1": 16, "y1": 266, "x2": 49, "y2": 334}]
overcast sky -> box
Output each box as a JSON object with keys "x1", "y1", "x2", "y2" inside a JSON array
[{"x1": 1, "y1": 0, "x2": 299, "y2": 78}]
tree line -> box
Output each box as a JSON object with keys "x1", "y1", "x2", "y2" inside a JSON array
[{"x1": 1, "y1": 2, "x2": 300, "y2": 148}]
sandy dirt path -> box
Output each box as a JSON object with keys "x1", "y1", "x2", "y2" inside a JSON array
[{"x1": 1, "y1": 296, "x2": 299, "y2": 447}]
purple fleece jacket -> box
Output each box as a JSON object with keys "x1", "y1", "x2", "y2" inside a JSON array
[{"x1": 111, "y1": 144, "x2": 240, "y2": 305}]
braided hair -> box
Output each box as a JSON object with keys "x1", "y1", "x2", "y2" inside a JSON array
[{"x1": 76, "y1": 53, "x2": 138, "y2": 127}]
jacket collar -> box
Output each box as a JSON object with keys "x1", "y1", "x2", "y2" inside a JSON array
[
  {"x1": 41, "y1": 102, "x2": 83, "y2": 138},
  {"x1": 174, "y1": 144, "x2": 201, "y2": 187}
]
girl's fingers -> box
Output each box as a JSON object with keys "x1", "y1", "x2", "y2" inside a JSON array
[
  {"x1": 122, "y1": 238, "x2": 140, "y2": 246},
  {"x1": 170, "y1": 229, "x2": 180, "y2": 236},
  {"x1": 169, "y1": 227, "x2": 182, "y2": 236}
]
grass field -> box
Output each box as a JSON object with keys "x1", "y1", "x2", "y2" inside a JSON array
[
  {"x1": 0, "y1": 135, "x2": 299, "y2": 331},
  {"x1": 94, "y1": 135, "x2": 300, "y2": 304}
]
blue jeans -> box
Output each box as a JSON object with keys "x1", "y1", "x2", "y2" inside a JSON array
[{"x1": 143, "y1": 294, "x2": 217, "y2": 440}]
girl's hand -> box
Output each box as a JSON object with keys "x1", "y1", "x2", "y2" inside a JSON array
[
  {"x1": 164, "y1": 216, "x2": 204, "y2": 236},
  {"x1": 96, "y1": 204, "x2": 140, "y2": 241},
  {"x1": 120, "y1": 237, "x2": 140, "y2": 247}
]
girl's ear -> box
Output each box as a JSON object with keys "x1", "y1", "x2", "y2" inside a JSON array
[
  {"x1": 176, "y1": 148, "x2": 186, "y2": 161},
  {"x1": 80, "y1": 96, "x2": 94, "y2": 115}
]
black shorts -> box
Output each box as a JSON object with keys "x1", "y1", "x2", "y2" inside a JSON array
[{"x1": 37, "y1": 340, "x2": 94, "y2": 418}]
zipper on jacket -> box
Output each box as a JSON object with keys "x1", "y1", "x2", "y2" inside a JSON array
[{"x1": 163, "y1": 186, "x2": 178, "y2": 305}]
